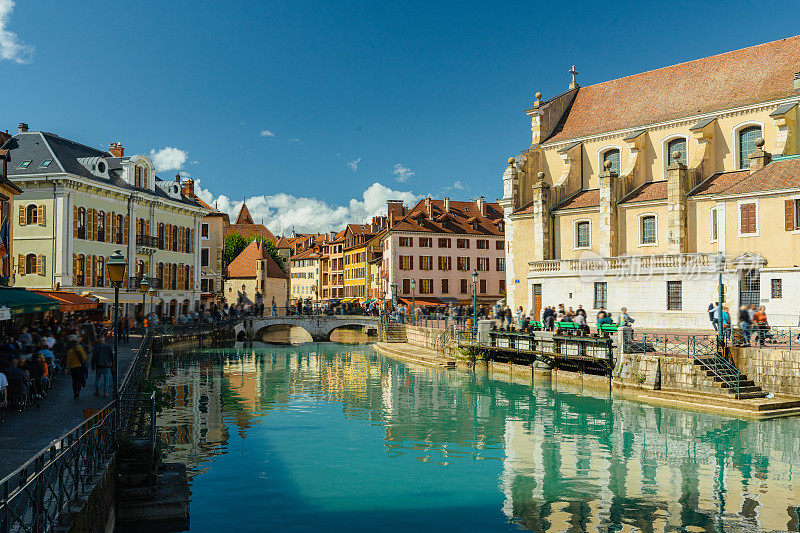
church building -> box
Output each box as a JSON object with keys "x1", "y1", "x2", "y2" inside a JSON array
[{"x1": 500, "y1": 36, "x2": 800, "y2": 327}]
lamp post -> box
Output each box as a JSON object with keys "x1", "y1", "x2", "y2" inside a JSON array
[
  {"x1": 411, "y1": 279, "x2": 416, "y2": 325},
  {"x1": 140, "y1": 277, "x2": 149, "y2": 328},
  {"x1": 149, "y1": 286, "x2": 158, "y2": 320},
  {"x1": 106, "y1": 250, "x2": 128, "y2": 399},
  {"x1": 715, "y1": 252, "x2": 725, "y2": 343},
  {"x1": 472, "y1": 269, "x2": 479, "y2": 331},
  {"x1": 390, "y1": 283, "x2": 398, "y2": 309}
]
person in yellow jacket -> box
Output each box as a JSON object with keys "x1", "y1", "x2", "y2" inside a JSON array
[{"x1": 66, "y1": 339, "x2": 87, "y2": 399}]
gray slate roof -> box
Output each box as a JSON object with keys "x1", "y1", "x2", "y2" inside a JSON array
[{"x1": 1, "y1": 132, "x2": 206, "y2": 209}]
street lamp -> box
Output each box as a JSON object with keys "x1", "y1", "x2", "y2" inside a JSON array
[
  {"x1": 411, "y1": 279, "x2": 416, "y2": 325},
  {"x1": 140, "y1": 277, "x2": 149, "y2": 326},
  {"x1": 715, "y1": 252, "x2": 725, "y2": 343},
  {"x1": 472, "y1": 269, "x2": 479, "y2": 331},
  {"x1": 149, "y1": 286, "x2": 159, "y2": 320},
  {"x1": 106, "y1": 249, "x2": 128, "y2": 400}
]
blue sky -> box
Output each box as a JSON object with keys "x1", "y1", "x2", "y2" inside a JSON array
[{"x1": 2, "y1": 0, "x2": 800, "y2": 234}]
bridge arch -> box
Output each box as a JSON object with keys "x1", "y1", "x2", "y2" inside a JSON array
[{"x1": 245, "y1": 316, "x2": 380, "y2": 343}]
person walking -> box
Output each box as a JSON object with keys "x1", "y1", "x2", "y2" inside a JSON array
[
  {"x1": 738, "y1": 305, "x2": 752, "y2": 346},
  {"x1": 66, "y1": 339, "x2": 87, "y2": 399},
  {"x1": 708, "y1": 302, "x2": 718, "y2": 332},
  {"x1": 753, "y1": 306, "x2": 768, "y2": 347},
  {"x1": 92, "y1": 335, "x2": 113, "y2": 398}
]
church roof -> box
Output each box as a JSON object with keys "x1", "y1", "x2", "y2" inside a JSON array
[
  {"x1": 235, "y1": 202, "x2": 255, "y2": 225},
  {"x1": 545, "y1": 35, "x2": 800, "y2": 144},
  {"x1": 718, "y1": 157, "x2": 800, "y2": 195},
  {"x1": 618, "y1": 181, "x2": 668, "y2": 204},
  {"x1": 227, "y1": 240, "x2": 288, "y2": 279},
  {"x1": 551, "y1": 189, "x2": 600, "y2": 211}
]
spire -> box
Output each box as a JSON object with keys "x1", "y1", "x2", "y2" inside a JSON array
[{"x1": 235, "y1": 201, "x2": 254, "y2": 225}]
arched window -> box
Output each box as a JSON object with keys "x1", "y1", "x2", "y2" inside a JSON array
[
  {"x1": 143, "y1": 167, "x2": 149, "y2": 189},
  {"x1": 157, "y1": 262, "x2": 164, "y2": 285},
  {"x1": 172, "y1": 227, "x2": 178, "y2": 251},
  {"x1": 116, "y1": 214, "x2": 124, "y2": 243},
  {"x1": 184, "y1": 265, "x2": 190, "y2": 290},
  {"x1": 97, "y1": 211, "x2": 106, "y2": 242},
  {"x1": 26, "y1": 204, "x2": 38, "y2": 225},
  {"x1": 77, "y1": 208, "x2": 87, "y2": 239},
  {"x1": 25, "y1": 253, "x2": 37, "y2": 274},
  {"x1": 157, "y1": 223, "x2": 165, "y2": 248},
  {"x1": 602, "y1": 148, "x2": 621, "y2": 175},
  {"x1": 134, "y1": 165, "x2": 141, "y2": 188},
  {"x1": 738, "y1": 125, "x2": 762, "y2": 169},
  {"x1": 184, "y1": 227, "x2": 191, "y2": 251},
  {"x1": 666, "y1": 138, "x2": 687, "y2": 168},
  {"x1": 96, "y1": 256, "x2": 105, "y2": 287},
  {"x1": 76, "y1": 254, "x2": 85, "y2": 285}
]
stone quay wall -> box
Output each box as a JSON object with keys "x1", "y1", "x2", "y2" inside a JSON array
[
  {"x1": 611, "y1": 353, "x2": 719, "y2": 394},
  {"x1": 730, "y1": 347, "x2": 800, "y2": 396},
  {"x1": 403, "y1": 325, "x2": 460, "y2": 359}
]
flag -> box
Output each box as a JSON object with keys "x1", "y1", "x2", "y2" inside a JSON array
[{"x1": 0, "y1": 210, "x2": 9, "y2": 278}]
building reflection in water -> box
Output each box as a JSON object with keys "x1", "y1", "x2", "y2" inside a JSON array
[{"x1": 154, "y1": 344, "x2": 800, "y2": 532}]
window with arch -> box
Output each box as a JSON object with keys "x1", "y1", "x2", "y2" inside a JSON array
[
  {"x1": 738, "y1": 125, "x2": 762, "y2": 169},
  {"x1": 25, "y1": 204, "x2": 38, "y2": 225},
  {"x1": 184, "y1": 265, "x2": 190, "y2": 290},
  {"x1": 97, "y1": 211, "x2": 106, "y2": 242},
  {"x1": 184, "y1": 227, "x2": 191, "y2": 252},
  {"x1": 666, "y1": 138, "x2": 687, "y2": 169},
  {"x1": 116, "y1": 214, "x2": 124, "y2": 244},
  {"x1": 76, "y1": 254, "x2": 86, "y2": 285},
  {"x1": 172, "y1": 226, "x2": 179, "y2": 251},
  {"x1": 157, "y1": 223, "x2": 165, "y2": 248},
  {"x1": 137, "y1": 218, "x2": 145, "y2": 236},
  {"x1": 602, "y1": 148, "x2": 621, "y2": 175},
  {"x1": 640, "y1": 215, "x2": 657, "y2": 245},
  {"x1": 143, "y1": 167, "x2": 149, "y2": 188},
  {"x1": 25, "y1": 253, "x2": 37, "y2": 274},
  {"x1": 77, "y1": 208, "x2": 87, "y2": 239},
  {"x1": 96, "y1": 256, "x2": 105, "y2": 287},
  {"x1": 157, "y1": 262, "x2": 164, "y2": 283}
]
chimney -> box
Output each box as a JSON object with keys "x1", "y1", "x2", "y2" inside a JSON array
[
  {"x1": 18, "y1": 123, "x2": 28, "y2": 133},
  {"x1": 387, "y1": 200, "x2": 404, "y2": 227},
  {"x1": 181, "y1": 178, "x2": 195, "y2": 197},
  {"x1": 748, "y1": 137, "x2": 771, "y2": 174},
  {"x1": 444, "y1": 197, "x2": 450, "y2": 212},
  {"x1": 108, "y1": 142, "x2": 124, "y2": 157},
  {"x1": 476, "y1": 196, "x2": 486, "y2": 216},
  {"x1": 425, "y1": 196, "x2": 432, "y2": 214}
]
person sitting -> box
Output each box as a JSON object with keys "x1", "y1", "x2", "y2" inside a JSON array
[
  {"x1": 2, "y1": 358, "x2": 28, "y2": 399},
  {"x1": 618, "y1": 307, "x2": 635, "y2": 327},
  {"x1": 36, "y1": 339, "x2": 59, "y2": 374}
]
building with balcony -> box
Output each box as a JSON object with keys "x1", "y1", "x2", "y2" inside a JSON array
[
  {"x1": 320, "y1": 230, "x2": 345, "y2": 300},
  {"x1": 499, "y1": 35, "x2": 800, "y2": 327},
  {"x1": 4, "y1": 125, "x2": 210, "y2": 319},
  {"x1": 381, "y1": 197, "x2": 505, "y2": 306},
  {"x1": 342, "y1": 218, "x2": 387, "y2": 303}
]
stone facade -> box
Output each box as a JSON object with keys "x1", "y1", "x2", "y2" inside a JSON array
[{"x1": 731, "y1": 346, "x2": 800, "y2": 396}]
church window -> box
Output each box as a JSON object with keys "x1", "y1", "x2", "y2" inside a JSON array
[
  {"x1": 738, "y1": 125, "x2": 762, "y2": 169},
  {"x1": 575, "y1": 220, "x2": 590, "y2": 249},
  {"x1": 640, "y1": 215, "x2": 657, "y2": 245},
  {"x1": 666, "y1": 138, "x2": 687, "y2": 168},
  {"x1": 602, "y1": 149, "x2": 620, "y2": 175}
]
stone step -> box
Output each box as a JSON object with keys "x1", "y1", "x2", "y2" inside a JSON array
[{"x1": 724, "y1": 385, "x2": 765, "y2": 394}]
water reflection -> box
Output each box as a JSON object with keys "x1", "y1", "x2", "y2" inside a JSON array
[{"x1": 155, "y1": 344, "x2": 800, "y2": 532}]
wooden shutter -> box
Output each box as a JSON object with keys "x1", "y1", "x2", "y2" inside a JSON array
[
  {"x1": 73, "y1": 206, "x2": 79, "y2": 237},
  {"x1": 178, "y1": 264, "x2": 183, "y2": 288},
  {"x1": 18, "y1": 205, "x2": 25, "y2": 226},
  {"x1": 17, "y1": 254, "x2": 24, "y2": 274},
  {"x1": 190, "y1": 228, "x2": 195, "y2": 252},
  {"x1": 112, "y1": 212, "x2": 117, "y2": 239},
  {"x1": 786, "y1": 200, "x2": 795, "y2": 231},
  {"x1": 146, "y1": 219, "x2": 150, "y2": 236},
  {"x1": 190, "y1": 265, "x2": 194, "y2": 288},
  {"x1": 179, "y1": 227, "x2": 184, "y2": 252},
  {"x1": 106, "y1": 212, "x2": 112, "y2": 242},
  {"x1": 740, "y1": 203, "x2": 756, "y2": 234},
  {"x1": 36, "y1": 255, "x2": 44, "y2": 275},
  {"x1": 73, "y1": 254, "x2": 77, "y2": 280},
  {"x1": 124, "y1": 215, "x2": 129, "y2": 244},
  {"x1": 37, "y1": 204, "x2": 45, "y2": 225}
]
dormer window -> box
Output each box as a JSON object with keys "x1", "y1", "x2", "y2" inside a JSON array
[
  {"x1": 667, "y1": 138, "x2": 687, "y2": 167},
  {"x1": 39, "y1": 160, "x2": 52, "y2": 168},
  {"x1": 602, "y1": 149, "x2": 621, "y2": 175},
  {"x1": 738, "y1": 125, "x2": 762, "y2": 169},
  {"x1": 18, "y1": 161, "x2": 31, "y2": 169}
]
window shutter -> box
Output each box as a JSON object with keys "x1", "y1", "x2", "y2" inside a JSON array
[
  {"x1": 17, "y1": 254, "x2": 24, "y2": 274},
  {"x1": 37, "y1": 204, "x2": 45, "y2": 225},
  {"x1": 190, "y1": 265, "x2": 194, "y2": 288},
  {"x1": 124, "y1": 215, "x2": 129, "y2": 244},
  {"x1": 73, "y1": 254, "x2": 77, "y2": 280},
  {"x1": 106, "y1": 212, "x2": 112, "y2": 242},
  {"x1": 178, "y1": 264, "x2": 183, "y2": 288},
  {"x1": 18, "y1": 205, "x2": 25, "y2": 226},
  {"x1": 786, "y1": 200, "x2": 795, "y2": 231},
  {"x1": 146, "y1": 219, "x2": 150, "y2": 236},
  {"x1": 191, "y1": 228, "x2": 195, "y2": 253},
  {"x1": 36, "y1": 255, "x2": 44, "y2": 276},
  {"x1": 73, "y1": 206, "x2": 79, "y2": 237},
  {"x1": 179, "y1": 227, "x2": 184, "y2": 252},
  {"x1": 112, "y1": 213, "x2": 117, "y2": 239},
  {"x1": 94, "y1": 210, "x2": 100, "y2": 241}
]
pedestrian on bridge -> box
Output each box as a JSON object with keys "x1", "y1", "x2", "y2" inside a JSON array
[
  {"x1": 65, "y1": 340, "x2": 87, "y2": 399},
  {"x1": 92, "y1": 335, "x2": 113, "y2": 398}
]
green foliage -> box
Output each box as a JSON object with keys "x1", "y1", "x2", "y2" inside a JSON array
[
  {"x1": 262, "y1": 238, "x2": 286, "y2": 272},
  {"x1": 224, "y1": 232, "x2": 254, "y2": 265}
]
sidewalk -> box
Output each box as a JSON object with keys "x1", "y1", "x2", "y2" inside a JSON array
[{"x1": 0, "y1": 334, "x2": 142, "y2": 479}]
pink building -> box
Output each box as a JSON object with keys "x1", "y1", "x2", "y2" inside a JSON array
[{"x1": 381, "y1": 197, "x2": 506, "y2": 306}]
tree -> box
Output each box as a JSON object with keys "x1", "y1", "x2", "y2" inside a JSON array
[
  {"x1": 224, "y1": 233, "x2": 253, "y2": 265},
  {"x1": 262, "y1": 238, "x2": 286, "y2": 272}
]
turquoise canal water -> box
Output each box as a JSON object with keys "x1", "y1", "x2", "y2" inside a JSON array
[{"x1": 155, "y1": 343, "x2": 800, "y2": 532}]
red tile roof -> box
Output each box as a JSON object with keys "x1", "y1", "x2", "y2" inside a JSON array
[
  {"x1": 389, "y1": 199, "x2": 504, "y2": 235},
  {"x1": 689, "y1": 170, "x2": 750, "y2": 196},
  {"x1": 719, "y1": 157, "x2": 800, "y2": 195},
  {"x1": 546, "y1": 35, "x2": 800, "y2": 143},
  {"x1": 227, "y1": 240, "x2": 288, "y2": 279},
  {"x1": 619, "y1": 181, "x2": 668, "y2": 204},
  {"x1": 235, "y1": 202, "x2": 255, "y2": 225},
  {"x1": 552, "y1": 189, "x2": 600, "y2": 211}
]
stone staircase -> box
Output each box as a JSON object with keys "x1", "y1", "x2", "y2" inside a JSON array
[
  {"x1": 382, "y1": 323, "x2": 408, "y2": 343},
  {"x1": 693, "y1": 357, "x2": 768, "y2": 399}
]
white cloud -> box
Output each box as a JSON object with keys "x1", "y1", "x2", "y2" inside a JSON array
[
  {"x1": 347, "y1": 158, "x2": 361, "y2": 172},
  {"x1": 289, "y1": 138, "x2": 301, "y2": 143},
  {"x1": 178, "y1": 170, "x2": 191, "y2": 178},
  {"x1": 190, "y1": 160, "x2": 199, "y2": 165},
  {"x1": 0, "y1": 1, "x2": 33, "y2": 64},
  {"x1": 392, "y1": 163, "x2": 415, "y2": 183},
  {"x1": 260, "y1": 129, "x2": 275, "y2": 137},
  {"x1": 149, "y1": 147, "x2": 188, "y2": 172},
  {"x1": 193, "y1": 181, "x2": 420, "y2": 235},
  {"x1": 443, "y1": 180, "x2": 465, "y2": 191}
]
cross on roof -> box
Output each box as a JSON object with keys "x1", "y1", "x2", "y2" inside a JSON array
[{"x1": 569, "y1": 65, "x2": 579, "y2": 84}]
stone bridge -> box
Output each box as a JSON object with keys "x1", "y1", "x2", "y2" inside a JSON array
[{"x1": 238, "y1": 315, "x2": 381, "y2": 342}]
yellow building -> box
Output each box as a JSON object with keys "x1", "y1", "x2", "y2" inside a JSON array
[
  {"x1": 289, "y1": 246, "x2": 322, "y2": 303},
  {"x1": 342, "y1": 224, "x2": 373, "y2": 302},
  {"x1": 5, "y1": 125, "x2": 210, "y2": 319},
  {"x1": 500, "y1": 36, "x2": 800, "y2": 327}
]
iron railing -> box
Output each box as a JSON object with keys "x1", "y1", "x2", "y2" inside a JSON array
[
  {"x1": 135, "y1": 235, "x2": 162, "y2": 249},
  {"x1": 0, "y1": 329, "x2": 154, "y2": 533}
]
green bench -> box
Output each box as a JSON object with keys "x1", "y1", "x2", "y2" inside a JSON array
[
  {"x1": 528, "y1": 321, "x2": 543, "y2": 331},
  {"x1": 555, "y1": 321, "x2": 582, "y2": 335},
  {"x1": 598, "y1": 323, "x2": 619, "y2": 336}
]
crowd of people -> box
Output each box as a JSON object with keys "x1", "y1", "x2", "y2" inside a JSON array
[{"x1": 708, "y1": 302, "x2": 778, "y2": 347}]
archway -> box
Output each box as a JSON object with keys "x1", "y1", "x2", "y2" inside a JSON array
[{"x1": 255, "y1": 324, "x2": 314, "y2": 344}]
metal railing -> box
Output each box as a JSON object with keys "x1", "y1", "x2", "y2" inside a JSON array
[
  {"x1": 0, "y1": 329, "x2": 154, "y2": 533},
  {"x1": 135, "y1": 235, "x2": 162, "y2": 248},
  {"x1": 127, "y1": 276, "x2": 161, "y2": 292}
]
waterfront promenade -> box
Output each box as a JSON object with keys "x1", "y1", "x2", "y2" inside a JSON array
[{"x1": 0, "y1": 334, "x2": 142, "y2": 479}]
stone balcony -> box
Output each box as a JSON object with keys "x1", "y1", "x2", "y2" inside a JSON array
[{"x1": 529, "y1": 252, "x2": 722, "y2": 277}]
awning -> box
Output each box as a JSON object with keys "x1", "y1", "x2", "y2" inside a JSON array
[
  {"x1": 33, "y1": 290, "x2": 97, "y2": 312},
  {"x1": 0, "y1": 287, "x2": 61, "y2": 316},
  {"x1": 81, "y1": 291, "x2": 148, "y2": 305},
  {"x1": 439, "y1": 297, "x2": 462, "y2": 305},
  {"x1": 399, "y1": 297, "x2": 443, "y2": 307}
]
